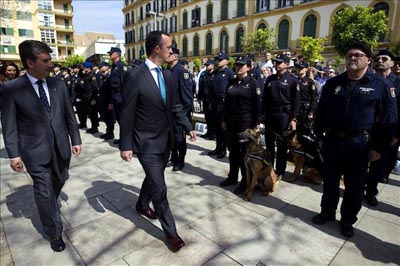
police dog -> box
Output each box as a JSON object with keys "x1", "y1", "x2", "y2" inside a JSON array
[
  {"x1": 239, "y1": 128, "x2": 279, "y2": 201},
  {"x1": 285, "y1": 131, "x2": 323, "y2": 184}
]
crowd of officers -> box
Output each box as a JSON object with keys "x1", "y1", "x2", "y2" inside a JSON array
[{"x1": 48, "y1": 42, "x2": 400, "y2": 239}]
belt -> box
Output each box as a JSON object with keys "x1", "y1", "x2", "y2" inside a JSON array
[
  {"x1": 270, "y1": 105, "x2": 291, "y2": 113},
  {"x1": 326, "y1": 129, "x2": 370, "y2": 138}
]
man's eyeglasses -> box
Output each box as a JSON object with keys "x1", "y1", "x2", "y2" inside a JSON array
[
  {"x1": 373, "y1": 56, "x2": 391, "y2": 62},
  {"x1": 346, "y1": 53, "x2": 367, "y2": 59}
]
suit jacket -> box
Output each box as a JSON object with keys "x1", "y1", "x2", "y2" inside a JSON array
[
  {"x1": 1, "y1": 74, "x2": 81, "y2": 166},
  {"x1": 120, "y1": 63, "x2": 192, "y2": 154}
]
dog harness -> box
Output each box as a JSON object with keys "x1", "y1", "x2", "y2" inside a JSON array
[{"x1": 246, "y1": 153, "x2": 270, "y2": 166}]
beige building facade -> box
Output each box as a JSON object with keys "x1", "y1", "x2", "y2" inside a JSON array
[
  {"x1": 0, "y1": 0, "x2": 74, "y2": 64},
  {"x1": 122, "y1": 0, "x2": 400, "y2": 63}
]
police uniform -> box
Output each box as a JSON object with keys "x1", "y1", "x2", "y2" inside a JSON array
[
  {"x1": 60, "y1": 68, "x2": 74, "y2": 103},
  {"x1": 209, "y1": 53, "x2": 235, "y2": 158},
  {"x1": 198, "y1": 60, "x2": 216, "y2": 139},
  {"x1": 314, "y1": 69, "x2": 397, "y2": 228},
  {"x1": 168, "y1": 52, "x2": 194, "y2": 171},
  {"x1": 73, "y1": 69, "x2": 88, "y2": 128},
  {"x1": 222, "y1": 56, "x2": 262, "y2": 190},
  {"x1": 108, "y1": 47, "x2": 127, "y2": 124},
  {"x1": 263, "y1": 54, "x2": 300, "y2": 176},
  {"x1": 98, "y1": 64, "x2": 115, "y2": 139},
  {"x1": 82, "y1": 65, "x2": 100, "y2": 132}
]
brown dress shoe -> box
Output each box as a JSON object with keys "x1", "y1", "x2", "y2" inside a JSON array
[
  {"x1": 167, "y1": 234, "x2": 185, "y2": 252},
  {"x1": 136, "y1": 207, "x2": 157, "y2": 219}
]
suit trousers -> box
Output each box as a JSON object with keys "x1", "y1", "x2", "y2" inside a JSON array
[
  {"x1": 27, "y1": 147, "x2": 70, "y2": 238},
  {"x1": 136, "y1": 150, "x2": 177, "y2": 237}
]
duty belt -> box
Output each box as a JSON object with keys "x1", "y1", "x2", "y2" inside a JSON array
[
  {"x1": 326, "y1": 129, "x2": 370, "y2": 138},
  {"x1": 271, "y1": 105, "x2": 291, "y2": 113}
]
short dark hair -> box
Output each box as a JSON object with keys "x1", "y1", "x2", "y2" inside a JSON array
[
  {"x1": 145, "y1": 31, "x2": 169, "y2": 56},
  {"x1": 19, "y1": 40, "x2": 52, "y2": 69}
]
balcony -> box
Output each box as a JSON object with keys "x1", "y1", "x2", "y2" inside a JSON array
[
  {"x1": 55, "y1": 25, "x2": 74, "y2": 32},
  {"x1": 54, "y1": 9, "x2": 73, "y2": 17},
  {"x1": 57, "y1": 40, "x2": 74, "y2": 47}
]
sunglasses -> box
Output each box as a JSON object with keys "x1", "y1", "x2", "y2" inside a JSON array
[
  {"x1": 373, "y1": 56, "x2": 391, "y2": 62},
  {"x1": 346, "y1": 53, "x2": 367, "y2": 59}
]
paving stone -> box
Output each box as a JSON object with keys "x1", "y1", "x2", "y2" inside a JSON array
[
  {"x1": 0, "y1": 219, "x2": 10, "y2": 257},
  {"x1": 0, "y1": 252, "x2": 13, "y2": 266},
  {"x1": 203, "y1": 252, "x2": 241, "y2": 266}
]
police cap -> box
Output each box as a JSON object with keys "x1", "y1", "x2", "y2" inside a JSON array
[
  {"x1": 108, "y1": 47, "x2": 121, "y2": 55},
  {"x1": 205, "y1": 60, "x2": 215, "y2": 66},
  {"x1": 295, "y1": 60, "x2": 309, "y2": 69},
  {"x1": 82, "y1": 61, "x2": 93, "y2": 68},
  {"x1": 171, "y1": 47, "x2": 180, "y2": 55},
  {"x1": 273, "y1": 54, "x2": 290, "y2": 64},
  {"x1": 215, "y1": 52, "x2": 229, "y2": 60},
  {"x1": 234, "y1": 56, "x2": 251, "y2": 65},
  {"x1": 375, "y1": 49, "x2": 395, "y2": 61},
  {"x1": 99, "y1": 61, "x2": 109, "y2": 68}
]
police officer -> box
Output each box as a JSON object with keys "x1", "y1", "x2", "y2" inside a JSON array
[
  {"x1": 209, "y1": 52, "x2": 235, "y2": 159},
  {"x1": 220, "y1": 55, "x2": 262, "y2": 192},
  {"x1": 365, "y1": 49, "x2": 400, "y2": 206},
  {"x1": 108, "y1": 47, "x2": 127, "y2": 143},
  {"x1": 73, "y1": 64, "x2": 88, "y2": 129},
  {"x1": 165, "y1": 47, "x2": 193, "y2": 171},
  {"x1": 60, "y1": 67, "x2": 74, "y2": 103},
  {"x1": 52, "y1": 63, "x2": 62, "y2": 79},
  {"x1": 312, "y1": 42, "x2": 397, "y2": 238},
  {"x1": 246, "y1": 53, "x2": 263, "y2": 86},
  {"x1": 263, "y1": 54, "x2": 300, "y2": 178},
  {"x1": 198, "y1": 60, "x2": 216, "y2": 140},
  {"x1": 81, "y1": 62, "x2": 100, "y2": 134},
  {"x1": 98, "y1": 62, "x2": 115, "y2": 140}
]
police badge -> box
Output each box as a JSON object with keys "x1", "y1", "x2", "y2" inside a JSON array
[
  {"x1": 256, "y1": 88, "x2": 261, "y2": 95},
  {"x1": 334, "y1": 86, "x2": 341, "y2": 94},
  {"x1": 184, "y1": 73, "x2": 189, "y2": 79},
  {"x1": 390, "y1": 87, "x2": 396, "y2": 98}
]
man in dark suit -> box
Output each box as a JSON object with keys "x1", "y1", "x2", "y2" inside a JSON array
[
  {"x1": 120, "y1": 31, "x2": 196, "y2": 252},
  {"x1": 0, "y1": 40, "x2": 82, "y2": 252}
]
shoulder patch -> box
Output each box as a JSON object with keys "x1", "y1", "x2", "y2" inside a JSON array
[
  {"x1": 123, "y1": 66, "x2": 128, "y2": 71},
  {"x1": 390, "y1": 87, "x2": 396, "y2": 98},
  {"x1": 312, "y1": 84, "x2": 315, "y2": 91},
  {"x1": 296, "y1": 84, "x2": 300, "y2": 91},
  {"x1": 184, "y1": 73, "x2": 189, "y2": 79},
  {"x1": 256, "y1": 88, "x2": 261, "y2": 95}
]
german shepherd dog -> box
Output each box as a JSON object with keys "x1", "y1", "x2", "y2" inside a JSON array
[
  {"x1": 239, "y1": 128, "x2": 279, "y2": 201},
  {"x1": 283, "y1": 130, "x2": 323, "y2": 184}
]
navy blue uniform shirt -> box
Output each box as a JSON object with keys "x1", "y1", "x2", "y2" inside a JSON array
[
  {"x1": 211, "y1": 67, "x2": 235, "y2": 103},
  {"x1": 168, "y1": 63, "x2": 193, "y2": 113}
]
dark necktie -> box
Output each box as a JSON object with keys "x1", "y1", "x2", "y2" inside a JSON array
[
  {"x1": 156, "y1": 67, "x2": 166, "y2": 105},
  {"x1": 36, "y1": 80, "x2": 51, "y2": 117}
]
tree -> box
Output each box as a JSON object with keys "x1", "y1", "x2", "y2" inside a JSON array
[
  {"x1": 241, "y1": 28, "x2": 276, "y2": 63},
  {"x1": 64, "y1": 55, "x2": 84, "y2": 67},
  {"x1": 299, "y1": 36, "x2": 326, "y2": 63},
  {"x1": 192, "y1": 58, "x2": 201, "y2": 72},
  {"x1": 330, "y1": 5, "x2": 388, "y2": 56},
  {"x1": 392, "y1": 40, "x2": 400, "y2": 56}
]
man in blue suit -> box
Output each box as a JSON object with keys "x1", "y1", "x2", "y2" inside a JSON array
[
  {"x1": 119, "y1": 31, "x2": 196, "y2": 252},
  {"x1": 1, "y1": 40, "x2": 82, "y2": 252}
]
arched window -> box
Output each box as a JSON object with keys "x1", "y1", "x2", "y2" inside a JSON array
[
  {"x1": 182, "y1": 37, "x2": 188, "y2": 57},
  {"x1": 132, "y1": 29, "x2": 135, "y2": 42},
  {"x1": 139, "y1": 46, "x2": 145, "y2": 58},
  {"x1": 373, "y1": 2, "x2": 389, "y2": 42},
  {"x1": 127, "y1": 49, "x2": 131, "y2": 63},
  {"x1": 193, "y1": 35, "x2": 199, "y2": 56},
  {"x1": 236, "y1": 27, "x2": 244, "y2": 52},
  {"x1": 303, "y1": 14, "x2": 316, "y2": 37},
  {"x1": 183, "y1": 11, "x2": 188, "y2": 30},
  {"x1": 256, "y1": 0, "x2": 270, "y2": 12},
  {"x1": 132, "y1": 48, "x2": 136, "y2": 59},
  {"x1": 278, "y1": 19, "x2": 289, "y2": 49},
  {"x1": 206, "y1": 32, "x2": 212, "y2": 55},
  {"x1": 220, "y1": 30, "x2": 228, "y2": 53},
  {"x1": 139, "y1": 26, "x2": 144, "y2": 40},
  {"x1": 206, "y1": 3, "x2": 213, "y2": 24},
  {"x1": 221, "y1": 0, "x2": 228, "y2": 20},
  {"x1": 257, "y1": 23, "x2": 267, "y2": 30},
  {"x1": 237, "y1": 0, "x2": 245, "y2": 17}
]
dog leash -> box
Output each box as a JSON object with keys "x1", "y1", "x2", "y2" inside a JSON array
[
  {"x1": 246, "y1": 153, "x2": 270, "y2": 166},
  {"x1": 291, "y1": 149, "x2": 315, "y2": 160}
]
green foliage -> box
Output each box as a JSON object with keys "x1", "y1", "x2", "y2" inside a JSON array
[
  {"x1": 64, "y1": 55, "x2": 84, "y2": 67},
  {"x1": 141, "y1": 54, "x2": 147, "y2": 60},
  {"x1": 332, "y1": 56, "x2": 344, "y2": 70},
  {"x1": 193, "y1": 58, "x2": 201, "y2": 72},
  {"x1": 299, "y1": 36, "x2": 326, "y2": 63},
  {"x1": 392, "y1": 40, "x2": 400, "y2": 56},
  {"x1": 330, "y1": 5, "x2": 388, "y2": 56},
  {"x1": 241, "y1": 28, "x2": 276, "y2": 63},
  {"x1": 228, "y1": 57, "x2": 235, "y2": 68}
]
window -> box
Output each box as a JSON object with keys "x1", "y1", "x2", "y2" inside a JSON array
[
  {"x1": 182, "y1": 37, "x2": 188, "y2": 57},
  {"x1": 277, "y1": 19, "x2": 289, "y2": 49},
  {"x1": 132, "y1": 29, "x2": 135, "y2": 42},
  {"x1": 17, "y1": 11, "x2": 32, "y2": 21},
  {"x1": 206, "y1": 32, "x2": 212, "y2": 55},
  {"x1": 63, "y1": 4, "x2": 68, "y2": 13},
  {"x1": 64, "y1": 19, "x2": 70, "y2": 29},
  {"x1": 162, "y1": 18, "x2": 168, "y2": 33},
  {"x1": 1, "y1": 45, "x2": 17, "y2": 54},
  {"x1": 221, "y1": 0, "x2": 228, "y2": 20},
  {"x1": 145, "y1": 3, "x2": 151, "y2": 13},
  {"x1": 66, "y1": 34, "x2": 72, "y2": 44},
  {"x1": 193, "y1": 35, "x2": 199, "y2": 56},
  {"x1": 303, "y1": 14, "x2": 316, "y2": 38},
  {"x1": 153, "y1": 0, "x2": 159, "y2": 13},
  {"x1": 140, "y1": 7, "x2": 143, "y2": 20},
  {"x1": 206, "y1": 3, "x2": 213, "y2": 24},
  {"x1": 278, "y1": 0, "x2": 293, "y2": 8},
  {"x1": 18, "y1": 29, "x2": 34, "y2": 37},
  {"x1": 192, "y1": 7, "x2": 201, "y2": 27},
  {"x1": 38, "y1": 13, "x2": 54, "y2": 27},
  {"x1": 237, "y1": 0, "x2": 245, "y2": 17},
  {"x1": 236, "y1": 27, "x2": 244, "y2": 52},
  {"x1": 16, "y1": 0, "x2": 30, "y2": 3},
  {"x1": 132, "y1": 48, "x2": 136, "y2": 59},
  {"x1": 170, "y1": 15, "x2": 177, "y2": 32},
  {"x1": 170, "y1": 0, "x2": 176, "y2": 8},
  {"x1": 37, "y1": 0, "x2": 52, "y2": 10},
  {"x1": 126, "y1": 13, "x2": 130, "y2": 26},
  {"x1": 146, "y1": 23, "x2": 151, "y2": 36},
  {"x1": 257, "y1": 23, "x2": 267, "y2": 30},
  {"x1": 40, "y1": 29, "x2": 55, "y2": 43},
  {"x1": 139, "y1": 26, "x2": 144, "y2": 40},
  {"x1": 373, "y1": 2, "x2": 389, "y2": 42},
  {"x1": 131, "y1": 11, "x2": 135, "y2": 23},
  {"x1": 2, "y1": 10, "x2": 12, "y2": 19},
  {"x1": 220, "y1": 30, "x2": 228, "y2": 53},
  {"x1": 256, "y1": 0, "x2": 270, "y2": 12},
  {"x1": 1, "y1": 28, "x2": 14, "y2": 36},
  {"x1": 140, "y1": 46, "x2": 145, "y2": 57},
  {"x1": 161, "y1": 0, "x2": 167, "y2": 11},
  {"x1": 182, "y1": 11, "x2": 188, "y2": 30},
  {"x1": 127, "y1": 49, "x2": 131, "y2": 63}
]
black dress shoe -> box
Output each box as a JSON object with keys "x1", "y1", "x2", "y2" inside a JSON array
[
  {"x1": 216, "y1": 151, "x2": 226, "y2": 158},
  {"x1": 100, "y1": 132, "x2": 114, "y2": 140},
  {"x1": 172, "y1": 165, "x2": 182, "y2": 171},
  {"x1": 167, "y1": 234, "x2": 185, "y2": 252},
  {"x1": 86, "y1": 127, "x2": 99, "y2": 134},
  {"x1": 50, "y1": 237, "x2": 66, "y2": 252},
  {"x1": 136, "y1": 207, "x2": 157, "y2": 219},
  {"x1": 219, "y1": 179, "x2": 238, "y2": 187},
  {"x1": 365, "y1": 194, "x2": 378, "y2": 206},
  {"x1": 340, "y1": 222, "x2": 354, "y2": 238},
  {"x1": 312, "y1": 213, "x2": 335, "y2": 225},
  {"x1": 166, "y1": 160, "x2": 175, "y2": 167},
  {"x1": 78, "y1": 124, "x2": 87, "y2": 129},
  {"x1": 113, "y1": 139, "x2": 120, "y2": 145},
  {"x1": 208, "y1": 149, "x2": 218, "y2": 156}
]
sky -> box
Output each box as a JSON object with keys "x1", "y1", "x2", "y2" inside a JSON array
[{"x1": 72, "y1": 0, "x2": 125, "y2": 40}]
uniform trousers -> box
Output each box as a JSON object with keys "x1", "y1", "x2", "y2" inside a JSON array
[
  {"x1": 211, "y1": 103, "x2": 226, "y2": 152},
  {"x1": 265, "y1": 129, "x2": 289, "y2": 176},
  {"x1": 136, "y1": 149, "x2": 177, "y2": 238},
  {"x1": 321, "y1": 135, "x2": 369, "y2": 225}
]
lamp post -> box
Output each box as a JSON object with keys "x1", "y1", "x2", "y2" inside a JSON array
[{"x1": 147, "y1": 10, "x2": 164, "y2": 31}]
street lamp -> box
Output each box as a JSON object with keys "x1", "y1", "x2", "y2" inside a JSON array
[{"x1": 147, "y1": 10, "x2": 164, "y2": 31}]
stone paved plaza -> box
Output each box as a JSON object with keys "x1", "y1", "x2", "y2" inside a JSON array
[{"x1": 1, "y1": 122, "x2": 399, "y2": 266}]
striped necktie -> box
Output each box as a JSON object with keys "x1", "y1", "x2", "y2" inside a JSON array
[{"x1": 36, "y1": 79, "x2": 51, "y2": 117}]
